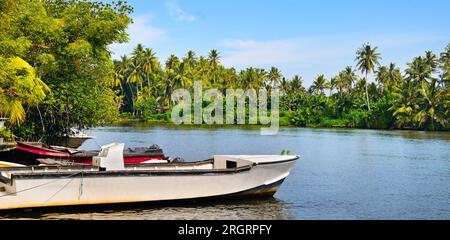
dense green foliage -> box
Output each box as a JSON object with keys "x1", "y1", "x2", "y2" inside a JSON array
[
  {"x1": 0, "y1": 0, "x2": 448, "y2": 144},
  {"x1": 115, "y1": 43, "x2": 449, "y2": 131},
  {"x1": 0, "y1": 0, "x2": 133, "y2": 141}
]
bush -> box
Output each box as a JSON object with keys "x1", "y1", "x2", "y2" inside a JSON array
[
  {"x1": 134, "y1": 98, "x2": 159, "y2": 118},
  {"x1": 367, "y1": 95, "x2": 395, "y2": 129},
  {"x1": 0, "y1": 127, "x2": 15, "y2": 141},
  {"x1": 290, "y1": 109, "x2": 312, "y2": 127},
  {"x1": 344, "y1": 109, "x2": 368, "y2": 128},
  {"x1": 319, "y1": 118, "x2": 349, "y2": 128}
]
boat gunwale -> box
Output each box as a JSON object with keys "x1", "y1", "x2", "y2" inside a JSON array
[
  {"x1": 7, "y1": 164, "x2": 253, "y2": 181},
  {"x1": 0, "y1": 159, "x2": 215, "y2": 172},
  {"x1": 15, "y1": 141, "x2": 70, "y2": 157},
  {"x1": 256, "y1": 156, "x2": 300, "y2": 165},
  {"x1": 0, "y1": 157, "x2": 299, "y2": 184}
]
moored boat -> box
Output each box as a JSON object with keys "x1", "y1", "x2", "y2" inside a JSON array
[
  {"x1": 0, "y1": 143, "x2": 298, "y2": 210},
  {"x1": 46, "y1": 128, "x2": 96, "y2": 148},
  {"x1": 1, "y1": 142, "x2": 165, "y2": 165}
]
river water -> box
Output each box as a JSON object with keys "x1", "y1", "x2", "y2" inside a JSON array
[{"x1": 1, "y1": 123, "x2": 449, "y2": 219}]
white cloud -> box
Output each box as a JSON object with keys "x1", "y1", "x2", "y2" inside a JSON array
[
  {"x1": 219, "y1": 34, "x2": 448, "y2": 86},
  {"x1": 220, "y1": 38, "x2": 352, "y2": 71},
  {"x1": 167, "y1": 0, "x2": 197, "y2": 22},
  {"x1": 109, "y1": 14, "x2": 165, "y2": 59}
]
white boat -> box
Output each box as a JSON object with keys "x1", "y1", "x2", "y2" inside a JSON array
[
  {"x1": 51, "y1": 128, "x2": 96, "y2": 148},
  {"x1": 0, "y1": 143, "x2": 298, "y2": 211}
]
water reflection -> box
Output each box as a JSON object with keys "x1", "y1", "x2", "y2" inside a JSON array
[
  {"x1": 0, "y1": 198, "x2": 291, "y2": 220},
  {"x1": 1, "y1": 124, "x2": 449, "y2": 219}
]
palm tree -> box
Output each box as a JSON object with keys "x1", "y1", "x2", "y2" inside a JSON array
[
  {"x1": 183, "y1": 50, "x2": 198, "y2": 69},
  {"x1": 239, "y1": 67, "x2": 266, "y2": 90},
  {"x1": 375, "y1": 65, "x2": 388, "y2": 87},
  {"x1": 141, "y1": 48, "x2": 159, "y2": 96},
  {"x1": 280, "y1": 77, "x2": 290, "y2": 95},
  {"x1": 165, "y1": 54, "x2": 180, "y2": 70},
  {"x1": 390, "y1": 78, "x2": 417, "y2": 129},
  {"x1": 267, "y1": 67, "x2": 282, "y2": 88},
  {"x1": 208, "y1": 49, "x2": 221, "y2": 84},
  {"x1": 290, "y1": 75, "x2": 306, "y2": 95},
  {"x1": 127, "y1": 57, "x2": 144, "y2": 87},
  {"x1": 341, "y1": 66, "x2": 357, "y2": 91},
  {"x1": 310, "y1": 74, "x2": 330, "y2": 95},
  {"x1": 405, "y1": 56, "x2": 431, "y2": 86},
  {"x1": 132, "y1": 44, "x2": 145, "y2": 59},
  {"x1": 172, "y1": 62, "x2": 192, "y2": 89},
  {"x1": 112, "y1": 56, "x2": 131, "y2": 99},
  {"x1": 208, "y1": 49, "x2": 221, "y2": 67},
  {"x1": 424, "y1": 51, "x2": 438, "y2": 71},
  {"x1": 440, "y1": 43, "x2": 450, "y2": 88},
  {"x1": 329, "y1": 76, "x2": 337, "y2": 96},
  {"x1": 386, "y1": 63, "x2": 403, "y2": 89},
  {"x1": 334, "y1": 74, "x2": 346, "y2": 96},
  {"x1": 221, "y1": 67, "x2": 237, "y2": 89},
  {"x1": 355, "y1": 43, "x2": 381, "y2": 110},
  {"x1": 414, "y1": 78, "x2": 448, "y2": 130}
]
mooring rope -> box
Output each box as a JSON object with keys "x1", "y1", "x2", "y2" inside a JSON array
[
  {"x1": 43, "y1": 174, "x2": 78, "y2": 205},
  {"x1": 78, "y1": 171, "x2": 84, "y2": 200},
  {"x1": 0, "y1": 171, "x2": 83, "y2": 198}
]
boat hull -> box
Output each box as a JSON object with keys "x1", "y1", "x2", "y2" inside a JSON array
[{"x1": 0, "y1": 157, "x2": 297, "y2": 210}]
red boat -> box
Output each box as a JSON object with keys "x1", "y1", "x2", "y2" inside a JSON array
[{"x1": 1, "y1": 142, "x2": 165, "y2": 165}]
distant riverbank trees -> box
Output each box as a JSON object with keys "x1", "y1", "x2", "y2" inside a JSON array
[{"x1": 114, "y1": 43, "x2": 449, "y2": 131}]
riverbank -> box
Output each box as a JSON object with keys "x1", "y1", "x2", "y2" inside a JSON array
[{"x1": 115, "y1": 118, "x2": 450, "y2": 132}]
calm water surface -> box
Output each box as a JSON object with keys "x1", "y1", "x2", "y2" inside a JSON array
[{"x1": 2, "y1": 123, "x2": 449, "y2": 219}]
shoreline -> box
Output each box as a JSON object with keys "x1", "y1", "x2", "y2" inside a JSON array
[{"x1": 113, "y1": 119, "x2": 450, "y2": 132}]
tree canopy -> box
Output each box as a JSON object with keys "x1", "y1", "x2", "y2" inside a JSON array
[{"x1": 0, "y1": 0, "x2": 133, "y2": 140}]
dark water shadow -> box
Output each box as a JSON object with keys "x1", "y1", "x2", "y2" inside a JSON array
[{"x1": 0, "y1": 197, "x2": 291, "y2": 220}]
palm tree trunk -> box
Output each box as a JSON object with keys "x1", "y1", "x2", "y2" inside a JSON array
[
  {"x1": 365, "y1": 72, "x2": 371, "y2": 111},
  {"x1": 128, "y1": 83, "x2": 136, "y2": 116}
]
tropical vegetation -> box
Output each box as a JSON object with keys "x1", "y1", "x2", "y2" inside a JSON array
[
  {"x1": 113, "y1": 43, "x2": 449, "y2": 131},
  {"x1": 0, "y1": 0, "x2": 448, "y2": 143}
]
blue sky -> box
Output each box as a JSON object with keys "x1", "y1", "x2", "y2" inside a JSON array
[{"x1": 109, "y1": 0, "x2": 450, "y2": 87}]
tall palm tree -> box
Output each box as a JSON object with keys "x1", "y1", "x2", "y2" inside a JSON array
[{"x1": 355, "y1": 43, "x2": 381, "y2": 110}]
